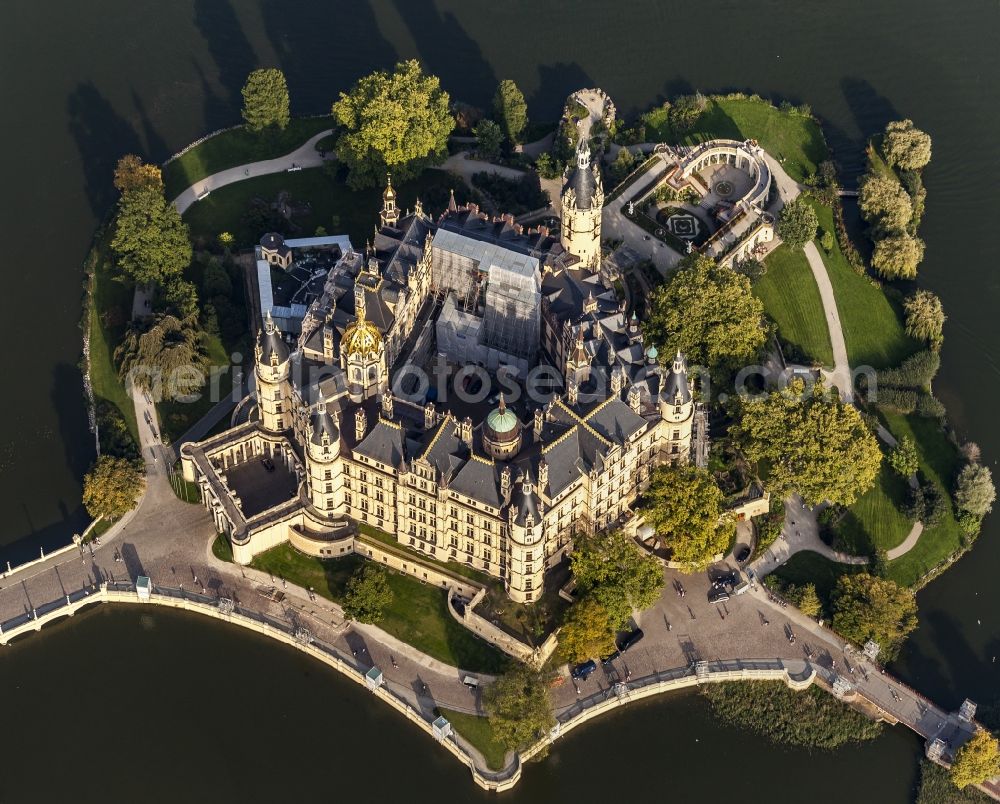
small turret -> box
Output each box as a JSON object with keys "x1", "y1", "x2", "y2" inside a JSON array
[
  {"x1": 380, "y1": 173, "x2": 399, "y2": 227},
  {"x1": 355, "y1": 408, "x2": 367, "y2": 441}
]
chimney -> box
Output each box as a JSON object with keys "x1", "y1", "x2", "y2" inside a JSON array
[
  {"x1": 424, "y1": 402, "x2": 436, "y2": 430},
  {"x1": 538, "y1": 458, "x2": 549, "y2": 492},
  {"x1": 355, "y1": 408, "x2": 367, "y2": 441},
  {"x1": 322, "y1": 322, "x2": 334, "y2": 363},
  {"x1": 460, "y1": 416, "x2": 473, "y2": 447},
  {"x1": 500, "y1": 464, "x2": 511, "y2": 498},
  {"x1": 628, "y1": 384, "x2": 642, "y2": 414},
  {"x1": 533, "y1": 407, "x2": 544, "y2": 439},
  {"x1": 567, "y1": 377, "x2": 579, "y2": 406},
  {"x1": 381, "y1": 389, "x2": 394, "y2": 419},
  {"x1": 611, "y1": 364, "x2": 625, "y2": 395}
]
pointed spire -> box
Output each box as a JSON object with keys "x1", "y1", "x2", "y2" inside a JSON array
[
  {"x1": 497, "y1": 392, "x2": 507, "y2": 415},
  {"x1": 576, "y1": 137, "x2": 591, "y2": 169},
  {"x1": 264, "y1": 309, "x2": 275, "y2": 333},
  {"x1": 447, "y1": 187, "x2": 458, "y2": 212}
]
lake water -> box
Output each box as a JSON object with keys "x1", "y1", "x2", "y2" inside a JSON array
[{"x1": 1, "y1": 1, "x2": 998, "y2": 800}]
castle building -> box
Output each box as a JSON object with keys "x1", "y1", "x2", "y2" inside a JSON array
[
  {"x1": 559, "y1": 139, "x2": 604, "y2": 269},
  {"x1": 182, "y1": 174, "x2": 699, "y2": 604}
]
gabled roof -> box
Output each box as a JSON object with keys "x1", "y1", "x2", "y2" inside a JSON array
[
  {"x1": 353, "y1": 418, "x2": 406, "y2": 466},
  {"x1": 449, "y1": 458, "x2": 501, "y2": 509}
]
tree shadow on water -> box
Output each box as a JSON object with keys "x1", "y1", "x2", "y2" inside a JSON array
[
  {"x1": 530, "y1": 62, "x2": 595, "y2": 120},
  {"x1": 840, "y1": 77, "x2": 902, "y2": 142},
  {"x1": 66, "y1": 82, "x2": 144, "y2": 215},
  {"x1": 260, "y1": 0, "x2": 397, "y2": 113},
  {"x1": 192, "y1": 0, "x2": 258, "y2": 114},
  {"x1": 388, "y1": 0, "x2": 496, "y2": 106}
]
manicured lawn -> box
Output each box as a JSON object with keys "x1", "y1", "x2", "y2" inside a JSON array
[
  {"x1": 163, "y1": 117, "x2": 335, "y2": 200},
  {"x1": 880, "y1": 412, "x2": 966, "y2": 587},
  {"x1": 211, "y1": 533, "x2": 234, "y2": 563},
  {"x1": 832, "y1": 463, "x2": 914, "y2": 555},
  {"x1": 437, "y1": 708, "x2": 508, "y2": 770},
  {"x1": 87, "y1": 236, "x2": 139, "y2": 444},
  {"x1": 183, "y1": 167, "x2": 468, "y2": 250},
  {"x1": 809, "y1": 200, "x2": 919, "y2": 369},
  {"x1": 641, "y1": 97, "x2": 828, "y2": 183},
  {"x1": 771, "y1": 550, "x2": 865, "y2": 606},
  {"x1": 754, "y1": 244, "x2": 833, "y2": 366},
  {"x1": 249, "y1": 543, "x2": 508, "y2": 673}
]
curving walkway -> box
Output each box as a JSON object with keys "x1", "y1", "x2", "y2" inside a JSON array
[
  {"x1": 804, "y1": 241, "x2": 853, "y2": 401},
  {"x1": 749, "y1": 495, "x2": 869, "y2": 578},
  {"x1": 172, "y1": 130, "x2": 333, "y2": 213}
]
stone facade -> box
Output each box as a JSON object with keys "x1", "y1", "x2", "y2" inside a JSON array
[
  {"x1": 560, "y1": 140, "x2": 604, "y2": 268},
  {"x1": 182, "y1": 178, "x2": 697, "y2": 604}
]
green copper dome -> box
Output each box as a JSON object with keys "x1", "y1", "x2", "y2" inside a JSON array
[
  {"x1": 487, "y1": 407, "x2": 519, "y2": 434},
  {"x1": 646, "y1": 344, "x2": 658, "y2": 360}
]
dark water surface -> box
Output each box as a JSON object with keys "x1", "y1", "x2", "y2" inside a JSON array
[{"x1": 1, "y1": 1, "x2": 998, "y2": 800}]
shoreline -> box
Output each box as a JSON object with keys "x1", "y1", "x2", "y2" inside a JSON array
[{"x1": 0, "y1": 579, "x2": 840, "y2": 794}]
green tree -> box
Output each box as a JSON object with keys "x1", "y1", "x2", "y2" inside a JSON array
[
  {"x1": 644, "y1": 254, "x2": 767, "y2": 370},
  {"x1": 534, "y1": 152, "x2": 560, "y2": 179},
  {"x1": 888, "y1": 435, "x2": 919, "y2": 477},
  {"x1": 734, "y1": 257, "x2": 766, "y2": 283},
  {"x1": 217, "y1": 231, "x2": 235, "y2": 251},
  {"x1": 162, "y1": 277, "x2": 199, "y2": 319},
  {"x1": 113, "y1": 154, "x2": 163, "y2": 194},
  {"x1": 954, "y1": 463, "x2": 996, "y2": 518},
  {"x1": 570, "y1": 531, "x2": 664, "y2": 626},
  {"x1": 831, "y1": 573, "x2": 918, "y2": 659},
  {"x1": 482, "y1": 665, "x2": 554, "y2": 751},
  {"x1": 882, "y1": 119, "x2": 932, "y2": 171},
  {"x1": 608, "y1": 146, "x2": 637, "y2": 185},
  {"x1": 474, "y1": 119, "x2": 503, "y2": 162},
  {"x1": 872, "y1": 233, "x2": 925, "y2": 279},
  {"x1": 202, "y1": 258, "x2": 233, "y2": 299},
  {"x1": 557, "y1": 596, "x2": 617, "y2": 663},
  {"x1": 950, "y1": 730, "x2": 1000, "y2": 789},
  {"x1": 639, "y1": 465, "x2": 734, "y2": 570},
  {"x1": 332, "y1": 60, "x2": 453, "y2": 188},
  {"x1": 82, "y1": 455, "x2": 144, "y2": 521},
  {"x1": 903, "y1": 289, "x2": 946, "y2": 349},
  {"x1": 241, "y1": 68, "x2": 290, "y2": 131},
  {"x1": 115, "y1": 313, "x2": 208, "y2": 398},
  {"x1": 776, "y1": 198, "x2": 819, "y2": 250},
  {"x1": 342, "y1": 564, "x2": 394, "y2": 623},
  {"x1": 492, "y1": 79, "x2": 528, "y2": 145},
  {"x1": 785, "y1": 583, "x2": 822, "y2": 617},
  {"x1": 669, "y1": 93, "x2": 707, "y2": 133},
  {"x1": 111, "y1": 184, "x2": 192, "y2": 284},
  {"x1": 735, "y1": 381, "x2": 883, "y2": 507},
  {"x1": 858, "y1": 173, "x2": 912, "y2": 233}
]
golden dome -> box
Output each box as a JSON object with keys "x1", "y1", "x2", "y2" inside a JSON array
[{"x1": 342, "y1": 310, "x2": 383, "y2": 358}]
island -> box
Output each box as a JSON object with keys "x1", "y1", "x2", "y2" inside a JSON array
[{"x1": 2, "y1": 64, "x2": 995, "y2": 798}]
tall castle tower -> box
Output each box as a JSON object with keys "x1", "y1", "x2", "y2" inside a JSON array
[
  {"x1": 506, "y1": 471, "x2": 545, "y2": 603},
  {"x1": 658, "y1": 350, "x2": 695, "y2": 463},
  {"x1": 305, "y1": 395, "x2": 343, "y2": 516},
  {"x1": 560, "y1": 138, "x2": 604, "y2": 268},
  {"x1": 255, "y1": 311, "x2": 291, "y2": 432}
]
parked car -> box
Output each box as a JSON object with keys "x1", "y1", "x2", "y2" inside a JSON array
[
  {"x1": 708, "y1": 587, "x2": 730, "y2": 604},
  {"x1": 601, "y1": 649, "x2": 621, "y2": 665},
  {"x1": 617, "y1": 627, "x2": 644, "y2": 653},
  {"x1": 261, "y1": 457, "x2": 276, "y2": 471},
  {"x1": 571, "y1": 659, "x2": 597, "y2": 681},
  {"x1": 735, "y1": 545, "x2": 751, "y2": 563}
]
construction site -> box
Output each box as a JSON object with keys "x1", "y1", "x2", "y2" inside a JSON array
[{"x1": 430, "y1": 228, "x2": 542, "y2": 379}]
